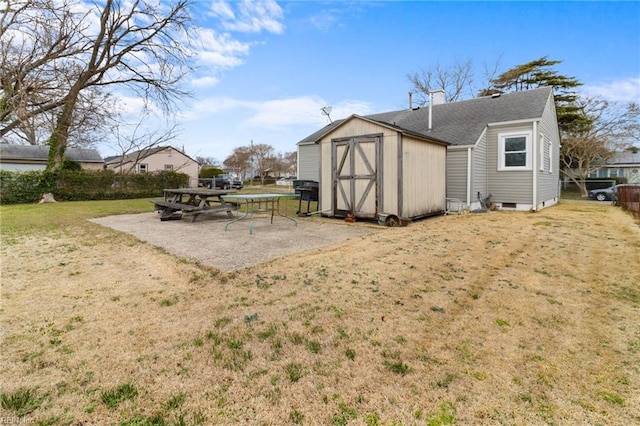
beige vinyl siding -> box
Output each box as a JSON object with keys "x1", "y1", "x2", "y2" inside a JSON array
[
  {"x1": 536, "y1": 93, "x2": 561, "y2": 206},
  {"x1": 402, "y1": 136, "x2": 446, "y2": 217},
  {"x1": 446, "y1": 148, "x2": 468, "y2": 201},
  {"x1": 487, "y1": 123, "x2": 535, "y2": 204},
  {"x1": 297, "y1": 143, "x2": 320, "y2": 181}
]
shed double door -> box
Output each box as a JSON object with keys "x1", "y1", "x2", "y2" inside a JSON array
[{"x1": 332, "y1": 136, "x2": 380, "y2": 218}]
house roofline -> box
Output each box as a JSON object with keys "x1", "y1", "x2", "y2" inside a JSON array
[{"x1": 487, "y1": 118, "x2": 540, "y2": 127}]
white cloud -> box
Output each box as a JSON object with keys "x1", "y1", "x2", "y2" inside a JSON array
[
  {"x1": 581, "y1": 77, "x2": 640, "y2": 103},
  {"x1": 190, "y1": 27, "x2": 251, "y2": 70},
  {"x1": 179, "y1": 95, "x2": 375, "y2": 129},
  {"x1": 209, "y1": 0, "x2": 235, "y2": 20},
  {"x1": 191, "y1": 76, "x2": 220, "y2": 89},
  {"x1": 208, "y1": 0, "x2": 284, "y2": 34},
  {"x1": 245, "y1": 97, "x2": 376, "y2": 129}
]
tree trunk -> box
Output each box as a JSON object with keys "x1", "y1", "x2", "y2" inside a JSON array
[{"x1": 47, "y1": 81, "x2": 83, "y2": 171}]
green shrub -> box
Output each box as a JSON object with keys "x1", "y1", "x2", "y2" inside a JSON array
[
  {"x1": 0, "y1": 169, "x2": 189, "y2": 205},
  {"x1": 199, "y1": 166, "x2": 224, "y2": 178}
]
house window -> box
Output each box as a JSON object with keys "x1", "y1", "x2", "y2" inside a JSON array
[
  {"x1": 138, "y1": 163, "x2": 148, "y2": 173},
  {"x1": 609, "y1": 168, "x2": 618, "y2": 178},
  {"x1": 164, "y1": 164, "x2": 174, "y2": 171},
  {"x1": 498, "y1": 131, "x2": 532, "y2": 171}
]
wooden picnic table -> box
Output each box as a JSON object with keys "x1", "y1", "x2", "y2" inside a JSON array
[
  {"x1": 221, "y1": 193, "x2": 300, "y2": 234},
  {"x1": 153, "y1": 188, "x2": 238, "y2": 222}
]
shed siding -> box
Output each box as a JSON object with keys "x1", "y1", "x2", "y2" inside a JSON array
[
  {"x1": 536, "y1": 94, "x2": 561, "y2": 207},
  {"x1": 446, "y1": 148, "x2": 468, "y2": 201},
  {"x1": 486, "y1": 123, "x2": 534, "y2": 204},
  {"x1": 401, "y1": 136, "x2": 447, "y2": 217},
  {"x1": 297, "y1": 143, "x2": 320, "y2": 181},
  {"x1": 381, "y1": 133, "x2": 399, "y2": 215}
]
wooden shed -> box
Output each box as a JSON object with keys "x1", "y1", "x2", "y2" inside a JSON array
[{"x1": 316, "y1": 114, "x2": 448, "y2": 222}]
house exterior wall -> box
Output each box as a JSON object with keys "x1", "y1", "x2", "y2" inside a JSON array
[
  {"x1": 0, "y1": 162, "x2": 47, "y2": 172},
  {"x1": 535, "y1": 93, "x2": 561, "y2": 208},
  {"x1": 0, "y1": 160, "x2": 103, "y2": 172},
  {"x1": 486, "y1": 122, "x2": 535, "y2": 206},
  {"x1": 106, "y1": 147, "x2": 199, "y2": 187},
  {"x1": 401, "y1": 135, "x2": 447, "y2": 218},
  {"x1": 471, "y1": 130, "x2": 489, "y2": 206},
  {"x1": 446, "y1": 147, "x2": 468, "y2": 202},
  {"x1": 297, "y1": 142, "x2": 320, "y2": 181}
]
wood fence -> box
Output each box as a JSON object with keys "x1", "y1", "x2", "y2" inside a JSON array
[{"x1": 617, "y1": 185, "x2": 640, "y2": 217}]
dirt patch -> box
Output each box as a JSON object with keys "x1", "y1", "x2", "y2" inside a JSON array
[
  {"x1": 1, "y1": 200, "x2": 639, "y2": 425},
  {"x1": 90, "y1": 212, "x2": 378, "y2": 270}
]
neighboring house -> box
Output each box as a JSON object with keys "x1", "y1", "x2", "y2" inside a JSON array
[
  {"x1": 298, "y1": 86, "x2": 560, "y2": 213},
  {"x1": 0, "y1": 144, "x2": 104, "y2": 171},
  {"x1": 588, "y1": 150, "x2": 640, "y2": 184},
  {"x1": 104, "y1": 146, "x2": 199, "y2": 187}
]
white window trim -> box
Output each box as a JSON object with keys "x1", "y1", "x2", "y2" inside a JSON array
[
  {"x1": 137, "y1": 163, "x2": 148, "y2": 173},
  {"x1": 539, "y1": 134, "x2": 545, "y2": 172},
  {"x1": 549, "y1": 137, "x2": 553, "y2": 174},
  {"x1": 498, "y1": 130, "x2": 532, "y2": 171}
]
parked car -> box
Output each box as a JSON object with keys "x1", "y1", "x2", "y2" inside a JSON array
[
  {"x1": 199, "y1": 175, "x2": 232, "y2": 190},
  {"x1": 588, "y1": 185, "x2": 616, "y2": 201},
  {"x1": 276, "y1": 178, "x2": 293, "y2": 186}
]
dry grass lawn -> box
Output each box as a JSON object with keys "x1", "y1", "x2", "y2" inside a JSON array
[{"x1": 1, "y1": 199, "x2": 639, "y2": 425}]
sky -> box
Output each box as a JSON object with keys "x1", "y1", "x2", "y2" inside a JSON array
[{"x1": 106, "y1": 0, "x2": 640, "y2": 164}]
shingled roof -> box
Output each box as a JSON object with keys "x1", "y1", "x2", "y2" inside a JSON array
[
  {"x1": 298, "y1": 87, "x2": 553, "y2": 147},
  {"x1": 0, "y1": 144, "x2": 103, "y2": 163},
  {"x1": 104, "y1": 146, "x2": 196, "y2": 165}
]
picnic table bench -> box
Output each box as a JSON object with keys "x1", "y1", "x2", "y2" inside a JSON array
[{"x1": 153, "y1": 188, "x2": 238, "y2": 222}]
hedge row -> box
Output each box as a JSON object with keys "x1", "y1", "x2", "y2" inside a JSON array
[{"x1": 0, "y1": 169, "x2": 189, "y2": 205}]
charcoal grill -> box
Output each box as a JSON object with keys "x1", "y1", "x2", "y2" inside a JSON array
[{"x1": 293, "y1": 180, "x2": 319, "y2": 216}]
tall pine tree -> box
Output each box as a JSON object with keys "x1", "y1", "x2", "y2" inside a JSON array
[{"x1": 479, "y1": 56, "x2": 588, "y2": 134}]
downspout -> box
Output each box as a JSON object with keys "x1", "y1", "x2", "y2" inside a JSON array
[
  {"x1": 532, "y1": 121, "x2": 538, "y2": 211},
  {"x1": 466, "y1": 147, "x2": 472, "y2": 207}
]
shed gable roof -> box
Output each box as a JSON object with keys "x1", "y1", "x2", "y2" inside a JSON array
[{"x1": 298, "y1": 87, "x2": 553, "y2": 147}]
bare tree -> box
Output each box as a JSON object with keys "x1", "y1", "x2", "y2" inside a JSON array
[
  {"x1": 250, "y1": 143, "x2": 276, "y2": 185},
  {"x1": 561, "y1": 96, "x2": 636, "y2": 195},
  {"x1": 195, "y1": 156, "x2": 218, "y2": 167},
  {"x1": 1, "y1": 0, "x2": 92, "y2": 140},
  {"x1": 407, "y1": 58, "x2": 474, "y2": 105},
  {"x1": 223, "y1": 146, "x2": 252, "y2": 180},
  {"x1": 108, "y1": 112, "x2": 181, "y2": 174},
  {"x1": 1, "y1": 0, "x2": 194, "y2": 170}
]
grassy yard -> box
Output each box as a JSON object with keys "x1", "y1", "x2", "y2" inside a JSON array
[{"x1": 1, "y1": 198, "x2": 639, "y2": 425}]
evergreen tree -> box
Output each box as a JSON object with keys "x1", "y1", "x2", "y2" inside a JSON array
[{"x1": 479, "y1": 56, "x2": 586, "y2": 134}]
